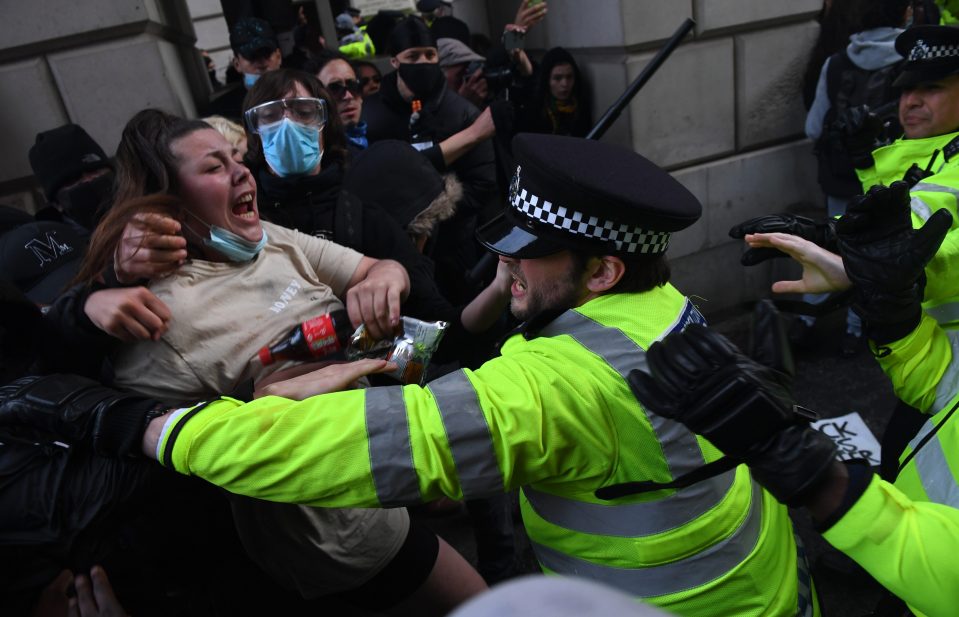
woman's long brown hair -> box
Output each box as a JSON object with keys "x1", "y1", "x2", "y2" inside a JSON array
[
  {"x1": 73, "y1": 109, "x2": 211, "y2": 286},
  {"x1": 72, "y1": 194, "x2": 182, "y2": 286}
]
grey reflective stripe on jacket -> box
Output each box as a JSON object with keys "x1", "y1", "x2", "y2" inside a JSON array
[
  {"x1": 428, "y1": 370, "x2": 503, "y2": 499},
  {"x1": 524, "y1": 301, "x2": 738, "y2": 539},
  {"x1": 530, "y1": 482, "x2": 764, "y2": 598},
  {"x1": 912, "y1": 181, "x2": 959, "y2": 205},
  {"x1": 904, "y1": 329, "x2": 959, "y2": 508},
  {"x1": 925, "y1": 302, "x2": 959, "y2": 327},
  {"x1": 366, "y1": 386, "x2": 421, "y2": 506},
  {"x1": 538, "y1": 301, "x2": 708, "y2": 479},
  {"x1": 524, "y1": 302, "x2": 761, "y2": 592},
  {"x1": 524, "y1": 468, "x2": 737, "y2": 537},
  {"x1": 909, "y1": 195, "x2": 932, "y2": 222},
  {"x1": 366, "y1": 370, "x2": 505, "y2": 505}
]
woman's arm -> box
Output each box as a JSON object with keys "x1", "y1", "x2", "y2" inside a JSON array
[
  {"x1": 343, "y1": 258, "x2": 411, "y2": 339},
  {"x1": 460, "y1": 260, "x2": 511, "y2": 334}
]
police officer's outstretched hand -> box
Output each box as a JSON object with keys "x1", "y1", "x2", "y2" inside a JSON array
[
  {"x1": 729, "y1": 214, "x2": 838, "y2": 266},
  {"x1": 835, "y1": 104, "x2": 883, "y2": 169},
  {"x1": 628, "y1": 320, "x2": 837, "y2": 507},
  {"x1": 0, "y1": 374, "x2": 168, "y2": 457},
  {"x1": 837, "y1": 181, "x2": 953, "y2": 344}
]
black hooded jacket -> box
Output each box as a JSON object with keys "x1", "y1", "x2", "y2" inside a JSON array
[
  {"x1": 254, "y1": 163, "x2": 463, "y2": 327},
  {"x1": 362, "y1": 71, "x2": 498, "y2": 304}
]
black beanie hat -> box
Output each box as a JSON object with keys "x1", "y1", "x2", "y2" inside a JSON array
[
  {"x1": 387, "y1": 16, "x2": 437, "y2": 56},
  {"x1": 28, "y1": 124, "x2": 111, "y2": 202}
]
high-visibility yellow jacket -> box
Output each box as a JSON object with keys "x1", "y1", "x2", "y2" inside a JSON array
[
  {"x1": 873, "y1": 313, "x2": 959, "y2": 513},
  {"x1": 830, "y1": 312, "x2": 959, "y2": 616},
  {"x1": 338, "y1": 27, "x2": 375, "y2": 59},
  {"x1": 857, "y1": 132, "x2": 959, "y2": 327},
  {"x1": 158, "y1": 286, "x2": 814, "y2": 616},
  {"x1": 823, "y1": 473, "x2": 959, "y2": 617}
]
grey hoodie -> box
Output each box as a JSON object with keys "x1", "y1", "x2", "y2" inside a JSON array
[{"x1": 805, "y1": 27, "x2": 904, "y2": 140}]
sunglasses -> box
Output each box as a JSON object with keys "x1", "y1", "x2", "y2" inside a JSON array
[
  {"x1": 359, "y1": 75, "x2": 381, "y2": 87},
  {"x1": 325, "y1": 79, "x2": 363, "y2": 99}
]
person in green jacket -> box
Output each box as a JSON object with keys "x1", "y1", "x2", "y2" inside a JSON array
[
  {"x1": 3, "y1": 134, "x2": 818, "y2": 617},
  {"x1": 713, "y1": 181, "x2": 956, "y2": 616},
  {"x1": 734, "y1": 25, "x2": 959, "y2": 328}
]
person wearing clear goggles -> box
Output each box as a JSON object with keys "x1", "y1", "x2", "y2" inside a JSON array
[{"x1": 245, "y1": 95, "x2": 328, "y2": 177}]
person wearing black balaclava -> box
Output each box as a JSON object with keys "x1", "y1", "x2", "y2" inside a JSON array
[
  {"x1": 363, "y1": 16, "x2": 498, "y2": 305},
  {"x1": 28, "y1": 124, "x2": 115, "y2": 234}
]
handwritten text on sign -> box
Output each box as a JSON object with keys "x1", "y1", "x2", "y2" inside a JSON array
[{"x1": 811, "y1": 412, "x2": 881, "y2": 466}]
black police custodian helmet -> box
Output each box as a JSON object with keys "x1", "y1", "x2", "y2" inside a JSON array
[
  {"x1": 477, "y1": 134, "x2": 701, "y2": 259},
  {"x1": 893, "y1": 25, "x2": 959, "y2": 88}
]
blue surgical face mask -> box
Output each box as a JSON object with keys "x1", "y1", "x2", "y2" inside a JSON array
[
  {"x1": 182, "y1": 209, "x2": 268, "y2": 262},
  {"x1": 259, "y1": 118, "x2": 323, "y2": 177},
  {"x1": 243, "y1": 72, "x2": 260, "y2": 89}
]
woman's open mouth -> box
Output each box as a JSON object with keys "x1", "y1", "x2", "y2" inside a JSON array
[{"x1": 232, "y1": 193, "x2": 257, "y2": 219}]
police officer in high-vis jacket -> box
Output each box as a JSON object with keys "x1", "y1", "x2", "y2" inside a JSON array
[
  {"x1": 1, "y1": 135, "x2": 816, "y2": 616},
  {"x1": 735, "y1": 25, "x2": 959, "y2": 331},
  {"x1": 704, "y1": 177, "x2": 959, "y2": 615}
]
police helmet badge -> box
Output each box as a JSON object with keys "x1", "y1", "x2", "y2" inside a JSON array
[{"x1": 509, "y1": 165, "x2": 522, "y2": 205}]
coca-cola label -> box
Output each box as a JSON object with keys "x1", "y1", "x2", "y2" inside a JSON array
[{"x1": 302, "y1": 314, "x2": 342, "y2": 357}]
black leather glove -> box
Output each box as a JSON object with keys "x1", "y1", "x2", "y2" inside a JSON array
[
  {"x1": 0, "y1": 374, "x2": 169, "y2": 457},
  {"x1": 729, "y1": 214, "x2": 838, "y2": 266},
  {"x1": 835, "y1": 104, "x2": 883, "y2": 169},
  {"x1": 628, "y1": 322, "x2": 837, "y2": 507},
  {"x1": 836, "y1": 182, "x2": 953, "y2": 344}
]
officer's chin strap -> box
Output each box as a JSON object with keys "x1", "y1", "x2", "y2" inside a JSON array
[
  {"x1": 595, "y1": 404, "x2": 820, "y2": 500},
  {"x1": 595, "y1": 457, "x2": 740, "y2": 500}
]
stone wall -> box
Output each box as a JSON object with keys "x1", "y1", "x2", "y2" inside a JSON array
[
  {"x1": 1, "y1": 0, "x2": 825, "y2": 314},
  {"x1": 484, "y1": 0, "x2": 824, "y2": 316},
  {"x1": 0, "y1": 0, "x2": 206, "y2": 213}
]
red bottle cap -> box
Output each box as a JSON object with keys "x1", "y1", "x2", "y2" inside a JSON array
[{"x1": 257, "y1": 346, "x2": 273, "y2": 365}]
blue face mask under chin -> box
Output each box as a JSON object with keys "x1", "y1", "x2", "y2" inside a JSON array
[
  {"x1": 243, "y1": 73, "x2": 260, "y2": 89},
  {"x1": 183, "y1": 209, "x2": 268, "y2": 262},
  {"x1": 259, "y1": 118, "x2": 323, "y2": 177}
]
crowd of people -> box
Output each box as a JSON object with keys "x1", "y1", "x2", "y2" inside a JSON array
[{"x1": 3, "y1": 0, "x2": 959, "y2": 615}]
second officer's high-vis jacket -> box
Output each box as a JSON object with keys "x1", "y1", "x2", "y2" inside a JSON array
[
  {"x1": 819, "y1": 312, "x2": 959, "y2": 617},
  {"x1": 857, "y1": 132, "x2": 959, "y2": 328},
  {"x1": 872, "y1": 312, "x2": 959, "y2": 512},
  {"x1": 157, "y1": 285, "x2": 814, "y2": 616}
]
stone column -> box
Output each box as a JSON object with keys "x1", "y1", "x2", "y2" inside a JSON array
[{"x1": 0, "y1": 0, "x2": 207, "y2": 212}]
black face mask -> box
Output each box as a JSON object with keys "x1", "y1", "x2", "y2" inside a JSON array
[
  {"x1": 57, "y1": 171, "x2": 114, "y2": 230},
  {"x1": 398, "y1": 62, "x2": 444, "y2": 99}
]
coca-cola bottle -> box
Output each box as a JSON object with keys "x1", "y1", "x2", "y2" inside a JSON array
[{"x1": 257, "y1": 310, "x2": 353, "y2": 366}]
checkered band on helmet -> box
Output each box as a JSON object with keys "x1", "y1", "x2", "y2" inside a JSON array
[
  {"x1": 510, "y1": 187, "x2": 670, "y2": 254},
  {"x1": 909, "y1": 39, "x2": 959, "y2": 61}
]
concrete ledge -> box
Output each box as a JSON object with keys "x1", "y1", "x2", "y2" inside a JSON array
[
  {"x1": 0, "y1": 58, "x2": 69, "y2": 182},
  {"x1": 48, "y1": 34, "x2": 196, "y2": 156},
  {"x1": 193, "y1": 15, "x2": 229, "y2": 53},
  {"x1": 2, "y1": 1, "x2": 159, "y2": 51},
  {"x1": 693, "y1": 0, "x2": 821, "y2": 37},
  {"x1": 628, "y1": 38, "x2": 735, "y2": 168},
  {"x1": 735, "y1": 21, "x2": 819, "y2": 148},
  {"x1": 670, "y1": 240, "x2": 774, "y2": 317},
  {"x1": 621, "y1": 1, "x2": 693, "y2": 48},
  {"x1": 186, "y1": 0, "x2": 222, "y2": 20},
  {"x1": 669, "y1": 139, "x2": 820, "y2": 259}
]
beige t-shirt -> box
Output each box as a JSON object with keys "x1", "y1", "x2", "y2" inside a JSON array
[{"x1": 112, "y1": 221, "x2": 364, "y2": 404}]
